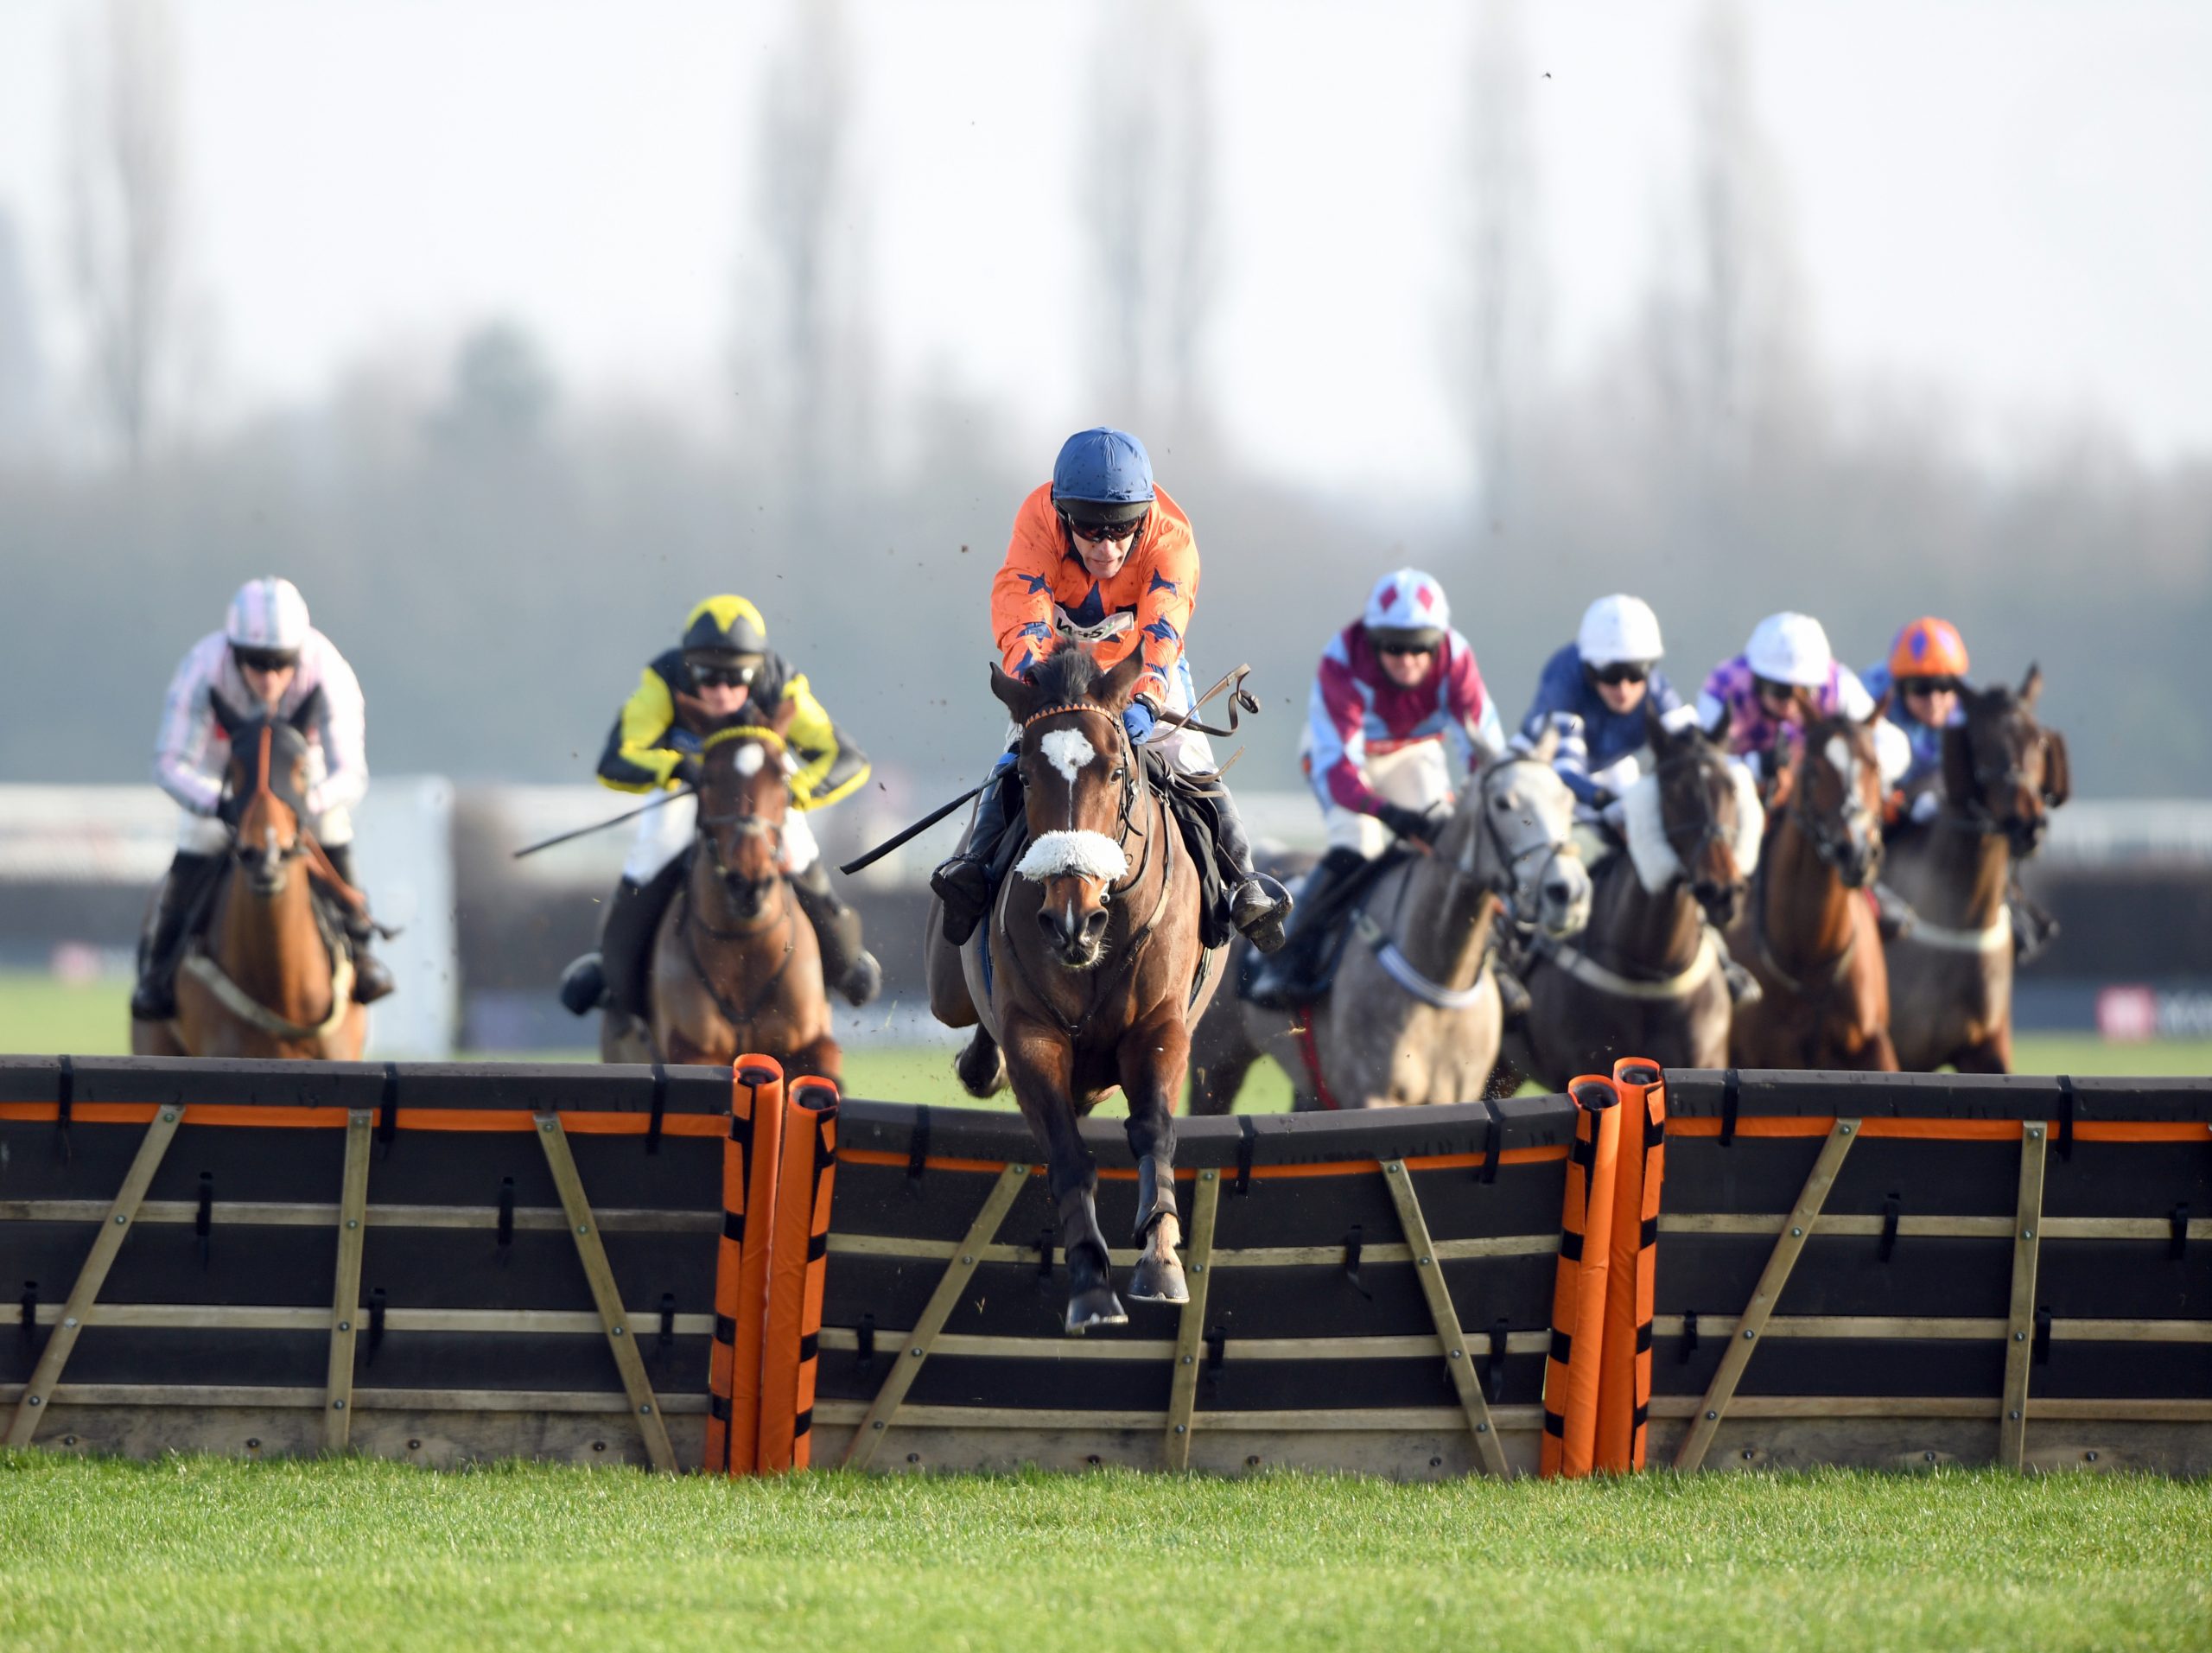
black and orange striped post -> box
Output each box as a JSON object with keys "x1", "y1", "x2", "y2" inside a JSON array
[
  {"x1": 1541, "y1": 1074, "x2": 1623, "y2": 1478},
  {"x1": 1597, "y1": 1058, "x2": 1667, "y2": 1472},
  {"x1": 711, "y1": 1058, "x2": 785, "y2": 1476},
  {"x1": 758, "y1": 1075, "x2": 840, "y2": 1472}
]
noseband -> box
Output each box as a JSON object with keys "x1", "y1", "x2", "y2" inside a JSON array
[
  {"x1": 1019, "y1": 701, "x2": 1153, "y2": 904},
  {"x1": 694, "y1": 725, "x2": 791, "y2": 881},
  {"x1": 1653, "y1": 750, "x2": 1739, "y2": 893},
  {"x1": 1469, "y1": 753, "x2": 1579, "y2": 925}
]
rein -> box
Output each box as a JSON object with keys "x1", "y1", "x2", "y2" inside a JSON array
[
  {"x1": 1748, "y1": 821, "x2": 1857, "y2": 1000},
  {"x1": 677, "y1": 874, "x2": 798, "y2": 1030}
]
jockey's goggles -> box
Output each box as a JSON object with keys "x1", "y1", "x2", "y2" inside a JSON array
[
  {"x1": 688, "y1": 660, "x2": 758, "y2": 690},
  {"x1": 1586, "y1": 660, "x2": 1653, "y2": 686},
  {"x1": 1753, "y1": 675, "x2": 1798, "y2": 702},
  {"x1": 1375, "y1": 639, "x2": 1438, "y2": 658},
  {"x1": 1060, "y1": 509, "x2": 1147, "y2": 544},
  {"x1": 1897, "y1": 675, "x2": 1960, "y2": 698},
  {"x1": 232, "y1": 645, "x2": 300, "y2": 674}
]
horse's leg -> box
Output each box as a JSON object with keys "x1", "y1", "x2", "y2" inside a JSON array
[
  {"x1": 1482, "y1": 1055, "x2": 1524, "y2": 1101},
  {"x1": 1002, "y1": 1017, "x2": 1123, "y2": 1334},
  {"x1": 1185, "y1": 989, "x2": 1256, "y2": 1116},
  {"x1": 1952, "y1": 1027, "x2": 2012, "y2": 1075},
  {"x1": 955, "y1": 1027, "x2": 1006, "y2": 1097},
  {"x1": 1121, "y1": 1018, "x2": 1189, "y2": 1304},
  {"x1": 790, "y1": 1032, "x2": 842, "y2": 1087}
]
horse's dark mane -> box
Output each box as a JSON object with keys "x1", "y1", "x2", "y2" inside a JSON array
[{"x1": 1025, "y1": 645, "x2": 1107, "y2": 709}]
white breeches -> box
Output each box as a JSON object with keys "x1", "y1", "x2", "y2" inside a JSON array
[
  {"x1": 1322, "y1": 741, "x2": 1455, "y2": 859},
  {"x1": 622, "y1": 792, "x2": 819, "y2": 883}
]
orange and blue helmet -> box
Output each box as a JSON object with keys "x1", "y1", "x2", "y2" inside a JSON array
[{"x1": 1888, "y1": 617, "x2": 1969, "y2": 684}]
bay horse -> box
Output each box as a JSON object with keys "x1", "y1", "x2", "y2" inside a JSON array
[
  {"x1": 603, "y1": 703, "x2": 839, "y2": 1080},
  {"x1": 1726, "y1": 706, "x2": 1898, "y2": 1071},
  {"x1": 924, "y1": 645, "x2": 1220, "y2": 1333},
  {"x1": 1510, "y1": 704, "x2": 1761, "y2": 1089},
  {"x1": 131, "y1": 706, "x2": 366, "y2": 1061},
  {"x1": 1885, "y1": 666, "x2": 2069, "y2": 1072},
  {"x1": 1187, "y1": 734, "x2": 1592, "y2": 1113}
]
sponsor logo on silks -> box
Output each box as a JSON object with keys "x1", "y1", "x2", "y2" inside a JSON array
[
  {"x1": 1019, "y1": 571, "x2": 1051, "y2": 595},
  {"x1": 1053, "y1": 606, "x2": 1135, "y2": 645},
  {"x1": 1147, "y1": 569, "x2": 1179, "y2": 596},
  {"x1": 1142, "y1": 617, "x2": 1181, "y2": 648},
  {"x1": 1019, "y1": 620, "x2": 1052, "y2": 642}
]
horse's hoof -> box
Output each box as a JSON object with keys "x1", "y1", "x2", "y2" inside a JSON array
[
  {"x1": 1065, "y1": 1287, "x2": 1128, "y2": 1334},
  {"x1": 1127, "y1": 1252, "x2": 1188, "y2": 1304}
]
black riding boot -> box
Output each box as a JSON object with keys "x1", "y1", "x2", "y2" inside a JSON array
[
  {"x1": 559, "y1": 860, "x2": 686, "y2": 1017},
  {"x1": 1243, "y1": 846, "x2": 1363, "y2": 1008},
  {"x1": 790, "y1": 859, "x2": 881, "y2": 1008},
  {"x1": 931, "y1": 755, "x2": 1017, "y2": 945},
  {"x1": 130, "y1": 851, "x2": 221, "y2": 1020},
  {"x1": 1201, "y1": 781, "x2": 1292, "y2": 953},
  {"x1": 320, "y1": 844, "x2": 396, "y2": 1004}
]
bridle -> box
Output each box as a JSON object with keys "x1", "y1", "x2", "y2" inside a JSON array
[
  {"x1": 1946, "y1": 713, "x2": 2053, "y2": 855},
  {"x1": 692, "y1": 724, "x2": 791, "y2": 888},
  {"x1": 1017, "y1": 700, "x2": 1156, "y2": 907},
  {"x1": 1780, "y1": 732, "x2": 1878, "y2": 876},
  {"x1": 1651, "y1": 747, "x2": 1744, "y2": 907},
  {"x1": 1465, "y1": 752, "x2": 1580, "y2": 928}
]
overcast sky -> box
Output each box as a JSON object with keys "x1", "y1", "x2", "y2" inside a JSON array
[{"x1": 1, "y1": 0, "x2": 2207, "y2": 494}]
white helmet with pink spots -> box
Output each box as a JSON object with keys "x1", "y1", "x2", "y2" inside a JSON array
[{"x1": 1362, "y1": 568, "x2": 1449, "y2": 648}]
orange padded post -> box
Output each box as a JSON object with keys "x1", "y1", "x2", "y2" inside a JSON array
[
  {"x1": 717, "y1": 1058, "x2": 785, "y2": 1476},
  {"x1": 757, "y1": 1075, "x2": 840, "y2": 1473},
  {"x1": 1541, "y1": 1074, "x2": 1622, "y2": 1478},
  {"x1": 1598, "y1": 1059, "x2": 1667, "y2": 1472}
]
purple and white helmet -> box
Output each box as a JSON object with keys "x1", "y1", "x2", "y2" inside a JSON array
[
  {"x1": 1362, "y1": 568, "x2": 1450, "y2": 647},
  {"x1": 225, "y1": 577, "x2": 311, "y2": 660}
]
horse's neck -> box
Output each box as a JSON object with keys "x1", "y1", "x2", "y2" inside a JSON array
[
  {"x1": 1761, "y1": 813, "x2": 1855, "y2": 968},
  {"x1": 1391, "y1": 849, "x2": 1497, "y2": 990},
  {"x1": 1922, "y1": 811, "x2": 2011, "y2": 928},
  {"x1": 1592, "y1": 856, "x2": 1705, "y2": 975},
  {"x1": 211, "y1": 867, "x2": 328, "y2": 1022}
]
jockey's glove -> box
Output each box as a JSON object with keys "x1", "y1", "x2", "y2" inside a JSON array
[
  {"x1": 1378, "y1": 803, "x2": 1444, "y2": 845},
  {"x1": 1122, "y1": 700, "x2": 1157, "y2": 744},
  {"x1": 1910, "y1": 789, "x2": 1941, "y2": 825}
]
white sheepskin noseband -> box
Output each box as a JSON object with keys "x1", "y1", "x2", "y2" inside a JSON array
[
  {"x1": 1016, "y1": 830, "x2": 1128, "y2": 884},
  {"x1": 1622, "y1": 761, "x2": 1764, "y2": 895}
]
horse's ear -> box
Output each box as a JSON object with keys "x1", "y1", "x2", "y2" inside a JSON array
[
  {"x1": 989, "y1": 662, "x2": 1033, "y2": 722},
  {"x1": 285, "y1": 684, "x2": 325, "y2": 734},
  {"x1": 1529, "y1": 722, "x2": 1560, "y2": 765},
  {"x1": 209, "y1": 693, "x2": 245, "y2": 742},
  {"x1": 2041, "y1": 728, "x2": 2071, "y2": 808},
  {"x1": 769, "y1": 692, "x2": 800, "y2": 737},
  {"x1": 2019, "y1": 662, "x2": 2043, "y2": 709},
  {"x1": 1866, "y1": 688, "x2": 1891, "y2": 728},
  {"x1": 1704, "y1": 699, "x2": 1731, "y2": 748},
  {"x1": 1094, "y1": 648, "x2": 1149, "y2": 713},
  {"x1": 1643, "y1": 700, "x2": 1671, "y2": 753},
  {"x1": 1942, "y1": 723, "x2": 1974, "y2": 809}
]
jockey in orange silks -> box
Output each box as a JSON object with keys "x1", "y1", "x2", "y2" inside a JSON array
[{"x1": 931, "y1": 427, "x2": 1292, "y2": 952}]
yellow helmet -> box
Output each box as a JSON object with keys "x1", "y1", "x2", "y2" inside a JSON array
[{"x1": 681, "y1": 595, "x2": 768, "y2": 659}]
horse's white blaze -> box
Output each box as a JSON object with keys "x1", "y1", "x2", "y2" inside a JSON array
[
  {"x1": 733, "y1": 744, "x2": 767, "y2": 777},
  {"x1": 1039, "y1": 728, "x2": 1096, "y2": 786},
  {"x1": 1824, "y1": 734, "x2": 1855, "y2": 786},
  {"x1": 1726, "y1": 760, "x2": 1765, "y2": 872},
  {"x1": 1016, "y1": 830, "x2": 1128, "y2": 883},
  {"x1": 1623, "y1": 773, "x2": 1681, "y2": 895}
]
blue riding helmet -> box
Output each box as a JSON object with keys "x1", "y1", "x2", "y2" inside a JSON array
[{"x1": 1052, "y1": 427, "x2": 1154, "y2": 511}]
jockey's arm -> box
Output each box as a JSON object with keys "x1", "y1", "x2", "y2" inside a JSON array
[
  {"x1": 1510, "y1": 650, "x2": 1600, "y2": 804},
  {"x1": 152, "y1": 640, "x2": 224, "y2": 816},
  {"x1": 302, "y1": 643, "x2": 369, "y2": 819},
  {"x1": 779, "y1": 674, "x2": 871, "y2": 811},
  {"x1": 990, "y1": 505, "x2": 1063, "y2": 679},
  {"x1": 1307, "y1": 655, "x2": 1387, "y2": 816},
  {"x1": 596, "y1": 666, "x2": 684, "y2": 793},
  {"x1": 1128, "y1": 533, "x2": 1198, "y2": 709}
]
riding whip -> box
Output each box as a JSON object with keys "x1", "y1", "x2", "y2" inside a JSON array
[
  {"x1": 511, "y1": 787, "x2": 697, "y2": 859},
  {"x1": 836, "y1": 783, "x2": 987, "y2": 877}
]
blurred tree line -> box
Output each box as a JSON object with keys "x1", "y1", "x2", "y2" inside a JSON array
[{"x1": 1, "y1": 0, "x2": 2205, "y2": 800}]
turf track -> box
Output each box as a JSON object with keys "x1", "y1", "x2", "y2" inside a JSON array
[{"x1": 2, "y1": 1453, "x2": 2208, "y2": 1652}]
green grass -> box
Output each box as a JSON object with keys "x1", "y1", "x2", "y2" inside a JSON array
[
  {"x1": 0, "y1": 1454, "x2": 2205, "y2": 1652},
  {"x1": 2, "y1": 972, "x2": 2201, "y2": 1109}
]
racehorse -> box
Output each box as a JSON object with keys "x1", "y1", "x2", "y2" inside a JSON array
[
  {"x1": 924, "y1": 645, "x2": 1220, "y2": 1333},
  {"x1": 603, "y1": 705, "x2": 839, "y2": 1079},
  {"x1": 1187, "y1": 732, "x2": 1592, "y2": 1113},
  {"x1": 131, "y1": 705, "x2": 366, "y2": 1061},
  {"x1": 1509, "y1": 704, "x2": 1761, "y2": 1089},
  {"x1": 1726, "y1": 706, "x2": 1899, "y2": 1071},
  {"x1": 1885, "y1": 666, "x2": 2069, "y2": 1072}
]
